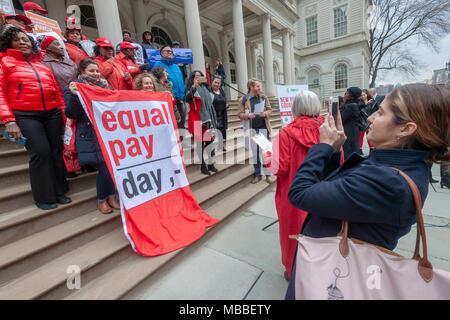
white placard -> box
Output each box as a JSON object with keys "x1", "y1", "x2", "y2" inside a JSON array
[
  {"x1": 251, "y1": 133, "x2": 273, "y2": 154},
  {"x1": 277, "y1": 85, "x2": 309, "y2": 127},
  {"x1": 254, "y1": 100, "x2": 265, "y2": 114}
]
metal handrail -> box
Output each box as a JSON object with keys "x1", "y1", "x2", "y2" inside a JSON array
[{"x1": 223, "y1": 81, "x2": 247, "y2": 96}]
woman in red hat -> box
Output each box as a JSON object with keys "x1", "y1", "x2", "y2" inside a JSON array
[
  {"x1": 23, "y1": 2, "x2": 48, "y2": 16},
  {"x1": 113, "y1": 41, "x2": 141, "y2": 81},
  {"x1": 94, "y1": 37, "x2": 133, "y2": 90},
  {"x1": 64, "y1": 24, "x2": 90, "y2": 66}
]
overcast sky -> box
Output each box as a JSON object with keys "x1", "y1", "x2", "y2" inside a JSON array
[{"x1": 377, "y1": 33, "x2": 450, "y2": 85}]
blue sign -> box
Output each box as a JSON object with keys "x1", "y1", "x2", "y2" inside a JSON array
[{"x1": 146, "y1": 48, "x2": 193, "y2": 68}]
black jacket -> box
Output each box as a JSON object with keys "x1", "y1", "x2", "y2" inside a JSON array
[
  {"x1": 63, "y1": 79, "x2": 105, "y2": 166},
  {"x1": 364, "y1": 94, "x2": 385, "y2": 117},
  {"x1": 340, "y1": 98, "x2": 361, "y2": 159}
]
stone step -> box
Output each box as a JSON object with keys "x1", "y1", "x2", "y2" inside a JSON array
[
  {"x1": 0, "y1": 148, "x2": 29, "y2": 168},
  {"x1": 0, "y1": 164, "x2": 258, "y2": 299},
  {"x1": 65, "y1": 177, "x2": 272, "y2": 300}
]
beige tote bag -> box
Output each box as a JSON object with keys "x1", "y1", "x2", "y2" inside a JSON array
[{"x1": 293, "y1": 169, "x2": 450, "y2": 300}]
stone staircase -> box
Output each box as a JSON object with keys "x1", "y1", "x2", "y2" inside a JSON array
[{"x1": 0, "y1": 98, "x2": 282, "y2": 300}]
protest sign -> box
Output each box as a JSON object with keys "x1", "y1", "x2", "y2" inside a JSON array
[
  {"x1": 76, "y1": 84, "x2": 219, "y2": 256},
  {"x1": 277, "y1": 85, "x2": 309, "y2": 127},
  {"x1": 0, "y1": 0, "x2": 15, "y2": 15},
  {"x1": 25, "y1": 11, "x2": 64, "y2": 40},
  {"x1": 251, "y1": 133, "x2": 273, "y2": 154},
  {"x1": 146, "y1": 48, "x2": 193, "y2": 68}
]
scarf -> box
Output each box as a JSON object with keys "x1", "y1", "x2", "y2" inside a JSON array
[
  {"x1": 78, "y1": 74, "x2": 111, "y2": 90},
  {"x1": 196, "y1": 84, "x2": 217, "y2": 130}
]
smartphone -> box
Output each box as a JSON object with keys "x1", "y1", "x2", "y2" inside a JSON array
[
  {"x1": 198, "y1": 77, "x2": 208, "y2": 84},
  {"x1": 329, "y1": 97, "x2": 339, "y2": 123}
]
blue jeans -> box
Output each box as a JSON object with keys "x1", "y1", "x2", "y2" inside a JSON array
[{"x1": 251, "y1": 128, "x2": 271, "y2": 177}]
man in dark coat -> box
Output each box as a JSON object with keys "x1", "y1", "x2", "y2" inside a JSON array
[
  {"x1": 340, "y1": 87, "x2": 362, "y2": 160},
  {"x1": 365, "y1": 88, "x2": 385, "y2": 117}
]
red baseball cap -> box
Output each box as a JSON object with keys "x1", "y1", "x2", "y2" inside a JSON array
[
  {"x1": 4, "y1": 14, "x2": 32, "y2": 26},
  {"x1": 120, "y1": 41, "x2": 138, "y2": 51},
  {"x1": 23, "y1": 2, "x2": 48, "y2": 14},
  {"x1": 96, "y1": 37, "x2": 114, "y2": 48}
]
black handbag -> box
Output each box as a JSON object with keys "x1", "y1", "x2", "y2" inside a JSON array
[{"x1": 357, "y1": 109, "x2": 370, "y2": 132}]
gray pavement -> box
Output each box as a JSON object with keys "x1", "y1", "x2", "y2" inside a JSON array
[{"x1": 123, "y1": 137, "x2": 449, "y2": 300}]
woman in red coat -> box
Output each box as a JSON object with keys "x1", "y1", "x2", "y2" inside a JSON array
[
  {"x1": 0, "y1": 27, "x2": 70, "y2": 210},
  {"x1": 64, "y1": 26, "x2": 90, "y2": 66},
  {"x1": 264, "y1": 90, "x2": 325, "y2": 280},
  {"x1": 113, "y1": 42, "x2": 141, "y2": 81}
]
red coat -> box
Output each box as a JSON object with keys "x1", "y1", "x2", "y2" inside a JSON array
[
  {"x1": 113, "y1": 52, "x2": 141, "y2": 80},
  {"x1": 0, "y1": 49, "x2": 66, "y2": 124},
  {"x1": 65, "y1": 42, "x2": 90, "y2": 66},
  {"x1": 94, "y1": 55, "x2": 133, "y2": 90},
  {"x1": 187, "y1": 96, "x2": 213, "y2": 142},
  {"x1": 265, "y1": 116, "x2": 324, "y2": 277}
]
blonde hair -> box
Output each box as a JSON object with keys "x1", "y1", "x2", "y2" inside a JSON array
[
  {"x1": 133, "y1": 73, "x2": 157, "y2": 91},
  {"x1": 247, "y1": 78, "x2": 261, "y2": 94},
  {"x1": 292, "y1": 90, "x2": 321, "y2": 117}
]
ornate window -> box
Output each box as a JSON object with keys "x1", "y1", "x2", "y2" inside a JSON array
[
  {"x1": 228, "y1": 51, "x2": 235, "y2": 63},
  {"x1": 257, "y1": 60, "x2": 264, "y2": 81},
  {"x1": 306, "y1": 16, "x2": 318, "y2": 45},
  {"x1": 151, "y1": 27, "x2": 172, "y2": 47},
  {"x1": 203, "y1": 44, "x2": 210, "y2": 57},
  {"x1": 334, "y1": 64, "x2": 348, "y2": 90},
  {"x1": 334, "y1": 5, "x2": 348, "y2": 38},
  {"x1": 79, "y1": 5, "x2": 97, "y2": 29},
  {"x1": 308, "y1": 69, "x2": 320, "y2": 88}
]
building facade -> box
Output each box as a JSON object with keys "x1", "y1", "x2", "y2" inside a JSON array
[{"x1": 12, "y1": 0, "x2": 371, "y2": 102}]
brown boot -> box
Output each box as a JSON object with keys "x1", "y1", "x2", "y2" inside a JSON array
[
  {"x1": 251, "y1": 176, "x2": 262, "y2": 184},
  {"x1": 98, "y1": 200, "x2": 113, "y2": 214},
  {"x1": 107, "y1": 196, "x2": 120, "y2": 209}
]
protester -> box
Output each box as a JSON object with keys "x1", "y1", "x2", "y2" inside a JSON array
[
  {"x1": 186, "y1": 70, "x2": 218, "y2": 175},
  {"x1": 65, "y1": 17, "x2": 89, "y2": 41},
  {"x1": 116, "y1": 30, "x2": 132, "y2": 54},
  {"x1": 94, "y1": 37, "x2": 132, "y2": 90},
  {"x1": 151, "y1": 65, "x2": 181, "y2": 122},
  {"x1": 41, "y1": 36, "x2": 77, "y2": 92},
  {"x1": 359, "y1": 89, "x2": 373, "y2": 150},
  {"x1": 238, "y1": 78, "x2": 274, "y2": 184},
  {"x1": 215, "y1": 59, "x2": 226, "y2": 84},
  {"x1": 210, "y1": 75, "x2": 228, "y2": 150},
  {"x1": 113, "y1": 41, "x2": 141, "y2": 81},
  {"x1": 64, "y1": 59, "x2": 120, "y2": 214},
  {"x1": 263, "y1": 90, "x2": 325, "y2": 281},
  {"x1": 141, "y1": 31, "x2": 158, "y2": 50},
  {"x1": 3, "y1": 14, "x2": 33, "y2": 32},
  {"x1": 171, "y1": 41, "x2": 187, "y2": 81},
  {"x1": 0, "y1": 27, "x2": 70, "y2": 210},
  {"x1": 340, "y1": 86, "x2": 362, "y2": 160},
  {"x1": 367, "y1": 87, "x2": 385, "y2": 116},
  {"x1": 133, "y1": 72, "x2": 157, "y2": 91},
  {"x1": 153, "y1": 45, "x2": 186, "y2": 129},
  {"x1": 64, "y1": 25, "x2": 90, "y2": 65},
  {"x1": 285, "y1": 84, "x2": 450, "y2": 299},
  {"x1": 23, "y1": 2, "x2": 48, "y2": 16}
]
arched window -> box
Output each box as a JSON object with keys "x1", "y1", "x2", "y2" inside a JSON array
[
  {"x1": 307, "y1": 69, "x2": 320, "y2": 88},
  {"x1": 79, "y1": 5, "x2": 97, "y2": 29},
  {"x1": 151, "y1": 27, "x2": 172, "y2": 47},
  {"x1": 273, "y1": 63, "x2": 279, "y2": 84},
  {"x1": 257, "y1": 60, "x2": 264, "y2": 81},
  {"x1": 203, "y1": 44, "x2": 210, "y2": 57},
  {"x1": 334, "y1": 64, "x2": 348, "y2": 90},
  {"x1": 228, "y1": 51, "x2": 235, "y2": 63}
]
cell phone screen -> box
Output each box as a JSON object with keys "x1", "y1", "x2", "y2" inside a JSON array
[{"x1": 330, "y1": 97, "x2": 339, "y2": 123}]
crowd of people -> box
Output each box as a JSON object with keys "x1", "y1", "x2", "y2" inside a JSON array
[{"x1": 0, "y1": 2, "x2": 230, "y2": 213}]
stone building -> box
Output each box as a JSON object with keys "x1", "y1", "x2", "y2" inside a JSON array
[{"x1": 12, "y1": 0, "x2": 371, "y2": 101}]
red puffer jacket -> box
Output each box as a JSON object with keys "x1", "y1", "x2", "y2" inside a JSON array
[
  {"x1": 95, "y1": 55, "x2": 133, "y2": 90},
  {"x1": 65, "y1": 42, "x2": 90, "y2": 66},
  {"x1": 0, "y1": 49, "x2": 66, "y2": 124},
  {"x1": 113, "y1": 52, "x2": 141, "y2": 80}
]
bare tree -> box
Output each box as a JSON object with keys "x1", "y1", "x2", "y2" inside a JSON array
[{"x1": 369, "y1": 0, "x2": 450, "y2": 87}]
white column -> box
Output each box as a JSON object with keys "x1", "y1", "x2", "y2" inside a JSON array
[
  {"x1": 232, "y1": 0, "x2": 248, "y2": 93},
  {"x1": 250, "y1": 45, "x2": 256, "y2": 78},
  {"x1": 184, "y1": 0, "x2": 205, "y2": 74},
  {"x1": 246, "y1": 43, "x2": 252, "y2": 78},
  {"x1": 282, "y1": 29, "x2": 292, "y2": 85},
  {"x1": 262, "y1": 14, "x2": 275, "y2": 96},
  {"x1": 131, "y1": 0, "x2": 147, "y2": 40},
  {"x1": 290, "y1": 33, "x2": 296, "y2": 84},
  {"x1": 220, "y1": 33, "x2": 232, "y2": 97},
  {"x1": 93, "y1": 0, "x2": 123, "y2": 46},
  {"x1": 45, "y1": 0, "x2": 67, "y2": 30}
]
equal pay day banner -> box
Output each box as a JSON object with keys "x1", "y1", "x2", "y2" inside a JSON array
[
  {"x1": 277, "y1": 85, "x2": 309, "y2": 127},
  {"x1": 76, "y1": 84, "x2": 219, "y2": 256}
]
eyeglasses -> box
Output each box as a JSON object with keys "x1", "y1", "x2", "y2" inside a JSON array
[{"x1": 162, "y1": 50, "x2": 173, "y2": 53}]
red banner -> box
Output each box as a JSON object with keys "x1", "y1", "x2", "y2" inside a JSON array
[{"x1": 76, "y1": 83, "x2": 219, "y2": 256}]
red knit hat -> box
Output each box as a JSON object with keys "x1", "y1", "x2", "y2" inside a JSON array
[{"x1": 40, "y1": 36, "x2": 58, "y2": 51}]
